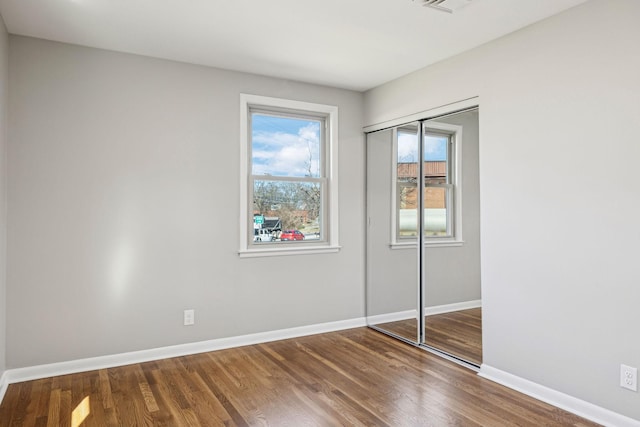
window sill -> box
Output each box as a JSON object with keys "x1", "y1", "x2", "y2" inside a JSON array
[
  {"x1": 239, "y1": 245, "x2": 342, "y2": 258},
  {"x1": 389, "y1": 240, "x2": 464, "y2": 250}
]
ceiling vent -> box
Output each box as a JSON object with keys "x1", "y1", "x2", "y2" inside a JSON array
[{"x1": 416, "y1": 0, "x2": 473, "y2": 13}]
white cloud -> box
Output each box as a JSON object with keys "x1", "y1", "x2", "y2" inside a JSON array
[
  {"x1": 397, "y1": 133, "x2": 446, "y2": 162},
  {"x1": 252, "y1": 124, "x2": 321, "y2": 177},
  {"x1": 398, "y1": 133, "x2": 418, "y2": 162}
]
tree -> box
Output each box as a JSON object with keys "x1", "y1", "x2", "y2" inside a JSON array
[{"x1": 253, "y1": 180, "x2": 320, "y2": 231}]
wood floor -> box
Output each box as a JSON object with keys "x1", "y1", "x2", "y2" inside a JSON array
[
  {"x1": 376, "y1": 308, "x2": 483, "y2": 365},
  {"x1": 0, "y1": 327, "x2": 599, "y2": 426}
]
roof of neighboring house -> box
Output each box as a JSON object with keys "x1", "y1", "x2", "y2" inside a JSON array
[
  {"x1": 397, "y1": 161, "x2": 446, "y2": 178},
  {"x1": 262, "y1": 217, "x2": 282, "y2": 231}
]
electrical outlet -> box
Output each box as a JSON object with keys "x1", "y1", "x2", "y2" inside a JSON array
[
  {"x1": 620, "y1": 364, "x2": 637, "y2": 392},
  {"x1": 183, "y1": 309, "x2": 195, "y2": 326}
]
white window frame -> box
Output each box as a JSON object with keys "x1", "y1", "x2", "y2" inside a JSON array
[
  {"x1": 390, "y1": 120, "x2": 463, "y2": 249},
  {"x1": 239, "y1": 94, "x2": 340, "y2": 258}
]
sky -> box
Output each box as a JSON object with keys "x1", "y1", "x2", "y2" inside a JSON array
[
  {"x1": 251, "y1": 115, "x2": 446, "y2": 176},
  {"x1": 398, "y1": 132, "x2": 447, "y2": 163},
  {"x1": 251, "y1": 114, "x2": 321, "y2": 177}
]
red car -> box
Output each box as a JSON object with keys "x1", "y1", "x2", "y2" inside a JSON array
[{"x1": 280, "y1": 230, "x2": 304, "y2": 241}]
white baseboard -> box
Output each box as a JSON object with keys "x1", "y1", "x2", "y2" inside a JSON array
[
  {"x1": 479, "y1": 365, "x2": 640, "y2": 427},
  {"x1": 366, "y1": 309, "x2": 416, "y2": 325},
  {"x1": 0, "y1": 371, "x2": 8, "y2": 405},
  {"x1": 425, "y1": 299, "x2": 481, "y2": 316},
  {"x1": 3, "y1": 316, "x2": 367, "y2": 387},
  {"x1": 366, "y1": 299, "x2": 482, "y2": 325}
]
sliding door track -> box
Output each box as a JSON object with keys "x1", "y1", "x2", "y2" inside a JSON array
[{"x1": 368, "y1": 325, "x2": 480, "y2": 372}]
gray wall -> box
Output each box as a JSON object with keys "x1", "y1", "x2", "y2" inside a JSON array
[
  {"x1": 7, "y1": 36, "x2": 365, "y2": 368},
  {"x1": 365, "y1": 0, "x2": 640, "y2": 420},
  {"x1": 0, "y1": 14, "x2": 7, "y2": 377}
]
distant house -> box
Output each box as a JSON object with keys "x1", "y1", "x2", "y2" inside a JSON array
[{"x1": 397, "y1": 161, "x2": 447, "y2": 209}]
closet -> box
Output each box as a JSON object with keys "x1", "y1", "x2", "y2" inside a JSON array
[{"x1": 365, "y1": 106, "x2": 482, "y2": 367}]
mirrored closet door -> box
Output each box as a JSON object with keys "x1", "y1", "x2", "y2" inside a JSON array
[
  {"x1": 366, "y1": 123, "x2": 420, "y2": 344},
  {"x1": 365, "y1": 107, "x2": 482, "y2": 367}
]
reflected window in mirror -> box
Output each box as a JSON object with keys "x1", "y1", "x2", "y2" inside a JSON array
[{"x1": 394, "y1": 122, "x2": 461, "y2": 245}]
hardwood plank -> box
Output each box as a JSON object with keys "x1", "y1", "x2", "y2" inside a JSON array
[
  {"x1": 45, "y1": 389, "x2": 60, "y2": 427},
  {"x1": 6, "y1": 379, "x2": 33, "y2": 426},
  {"x1": 98, "y1": 369, "x2": 114, "y2": 410},
  {"x1": 20, "y1": 377, "x2": 43, "y2": 426},
  {"x1": 0, "y1": 327, "x2": 600, "y2": 426}
]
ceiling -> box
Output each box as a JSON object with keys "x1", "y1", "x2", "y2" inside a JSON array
[{"x1": 0, "y1": 0, "x2": 588, "y2": 91}]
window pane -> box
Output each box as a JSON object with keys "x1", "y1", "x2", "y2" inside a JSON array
[
  {"x1": 398, "y1": 186, "x2": 450, "y2": 237},
  {"x1": 398, "y1": 183, "x2": 418, "y2": 237},
  {"x1": 253, "y1": 179, "x2": 321, "y2": 243},
  {"x1": 251, "y1": 113, "x2": 322, "y2": 178},
  {"x1": 397, "y1": 128, "x2": 419, "y2": 238},
  {"x1": 424, "y1": 132, "x2": 449, "y2": 237},
  {"x1": 424, "y1": 187, "x2": 448, "y2": 236},
  {"x1": 398, "y1": 130, "x2": 419, "y2": 166},
  {"x1": 424, "y1": 134, "x2": 448, "y2": 163}
]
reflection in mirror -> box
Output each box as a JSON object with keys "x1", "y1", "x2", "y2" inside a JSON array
[
  {"x1": 396, "y1": 128, "x2": 452, "y2": 238},
  {"x1": 422, "y1": 109, "x2": 481, "y2": 365},
  {"x1": 365, "y1": 108, "x2": 481, "y2": 367},
  {"x1": 366, "y1": 125, "x2": 419, "y2": 343}
]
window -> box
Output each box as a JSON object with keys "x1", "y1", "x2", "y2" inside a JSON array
[
  {"x1": 393, "y1": 121, "x2": 462, "y2": 246},
  {"x1": 239, "y1": 94, "x2": 339, "y2": 257}
]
